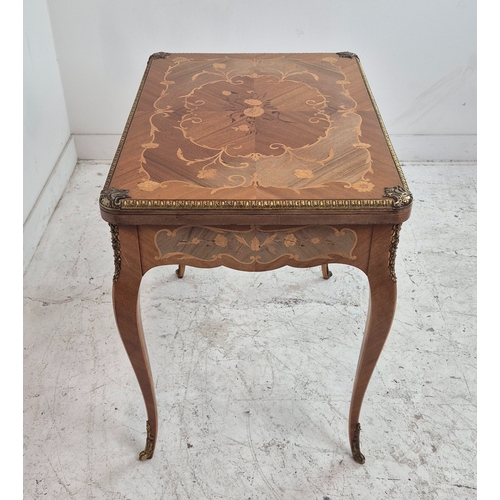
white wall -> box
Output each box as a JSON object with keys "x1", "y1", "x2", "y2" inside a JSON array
[
  {"x1": 46, "y1": 0, "x2": 476, "y2": 161},
  {"x1": 24, "y1": 0, "x2": 77, "y2": 272},
  {"x1": 23, "y1": 0, "x2": 476, "y2": 271}
]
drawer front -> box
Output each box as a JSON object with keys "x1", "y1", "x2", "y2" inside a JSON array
[{"x1": 138, "y1": 225, "x2": 373, "y2": 274}]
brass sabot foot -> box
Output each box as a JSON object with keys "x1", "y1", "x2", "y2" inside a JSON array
[
  {"x1": 138, "y1": 421, "x2": 155, "y2": 461},
  {"x1": 352, "y1": 423, "x2": 365, "y2": 464}
]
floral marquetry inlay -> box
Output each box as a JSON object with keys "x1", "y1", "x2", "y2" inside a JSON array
[
  {"x1": 136, "y1": 54, "x2": 376, "y2": 197},
  {"x1": 154, "y1": 225, "x2": 358, "y2": 271},
  {"x1": 100, "y1": 53, "x2": 413, "y2": 218},
  {"x1": 181, "y1": 77, "x2": 330, "y2": 155}
]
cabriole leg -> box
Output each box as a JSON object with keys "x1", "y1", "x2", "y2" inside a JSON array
[
  {"x1": 348, "y1": 225, "x2": 398, "y2": 464},
  {"x1": 111, "y1": 225, "x2": 158, "y2": 460}
]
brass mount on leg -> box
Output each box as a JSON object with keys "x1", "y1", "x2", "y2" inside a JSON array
[
  {"x1": 352, "y1": 423, "x2": 366, "y2": 464},
  {"x1": 138, "y1": 420, "x2": 155, "y2": 461}
]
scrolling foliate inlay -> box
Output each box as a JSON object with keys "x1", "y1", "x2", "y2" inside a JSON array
[
  {"x1": 137, "y1": 55, "x2": 376, "y2": 197},
  {"x1": 154, "y1": 225, "x2": 358, "y2": 270}
]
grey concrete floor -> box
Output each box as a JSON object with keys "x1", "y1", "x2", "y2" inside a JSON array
[{"x1": 23, "y1": 161, "x2": 476, "y2": 499}]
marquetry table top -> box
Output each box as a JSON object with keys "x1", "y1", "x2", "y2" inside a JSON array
[{"x1": 100, "y1": 52, "x2": 412, "y2": 225}]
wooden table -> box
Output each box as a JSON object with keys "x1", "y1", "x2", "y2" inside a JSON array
[{"x1": 99, "y1": 52, "x2": 412, "y2": 464}]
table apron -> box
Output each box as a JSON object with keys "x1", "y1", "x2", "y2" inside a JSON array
[{"x1": 137, "y1": 224, "x2": 377, "y2": 275}]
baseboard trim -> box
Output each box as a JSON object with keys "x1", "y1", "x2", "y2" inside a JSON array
[
  {"x1": 390, "y1": 134, "x2": 476, "y2": 162},
  {"x1": 23, "y1": 135, "x2": 78, "y2": 273},
  {"x1": 74, "y1": 134, "x2": 121, "y2": 161},
  {"x1": 74, "y1": 133, "x2": 477, "y2": 163}
]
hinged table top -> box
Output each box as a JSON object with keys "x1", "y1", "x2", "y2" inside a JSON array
[{"x1": 100, "y1": 52, "x2": 412, "y2": 224}]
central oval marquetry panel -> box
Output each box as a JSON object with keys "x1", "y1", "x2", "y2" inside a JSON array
[{"x1": 181, "y1": 76, "x2": 330, "y2": 156}]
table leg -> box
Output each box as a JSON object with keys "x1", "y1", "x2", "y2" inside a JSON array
[
  {"x1": 175, "y1": 264, "x2": 186, "y2": 278},
  {"x1": 321, "y1": 264, "x2": 332, "y2": 280},
  {"x1": 111, "y1": 225, "x2": 158, "y2": 460},
  {"x1": 348, "y1": 225, "x2": 398, "y2": 464}
]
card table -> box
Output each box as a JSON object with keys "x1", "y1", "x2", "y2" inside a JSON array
[{"x1": 99, "y1": 52, "x2": 413, "y2": 463}]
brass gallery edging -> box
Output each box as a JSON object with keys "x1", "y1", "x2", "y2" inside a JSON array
[
  {"x1": 100, "y1": 188, "x2": 412, "y2": 211},
  {"x1": 354, "y1": 57, "x2": 411, "y2": 196},
  {"x1": 101, "y1": 53, "x2": 157, "y2": 196},
  {"x1": 100, "y1": 187, "x2": 413, "y2": 211},
  {"x1": 116, "y1": 198, "x2": 395, "y2": 211}
]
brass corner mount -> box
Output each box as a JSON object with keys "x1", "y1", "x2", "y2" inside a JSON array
[
  {"x1": 149, "y1": 52, "x2": 171, "y2": 62},
  {"x1": 100, "y1": 188, "x2": 131, "y2": 210},
  {"x1": 337, "y1": 51, "x2": 359, "y2": 60},
  {"x1": 384, "y1": 186, "x2": 413, "y2": 210}
]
